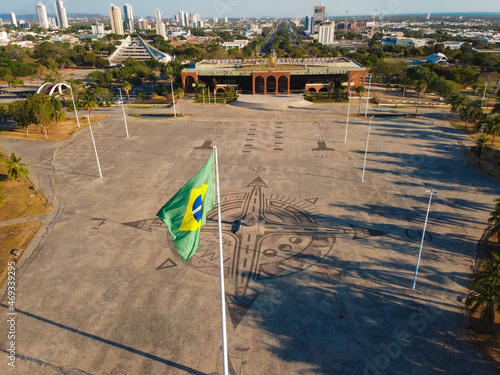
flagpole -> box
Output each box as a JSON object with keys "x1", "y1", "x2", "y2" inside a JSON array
[{"x1": 213, "y1": 146, "x2": 229, "y2": 375}]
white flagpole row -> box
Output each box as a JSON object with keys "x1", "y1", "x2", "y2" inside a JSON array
[{"x1": 213, "y1": 146, "x2": 229, "y2": 375}]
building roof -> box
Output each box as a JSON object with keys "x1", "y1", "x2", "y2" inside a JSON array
[
  {"x1": 182, "y1": 57, "x2": 365, "y2": 77},
  {"x1": 107, "y1": 35, "x2": 172, "y2": 66},
  {"x1": 425, "y1": 52, "x2": 448, "y2": 64}
]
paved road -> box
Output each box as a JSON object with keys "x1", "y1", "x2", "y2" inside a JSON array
[{"x1": 0, "y1": 100, "x2": 498, "y2": 374}]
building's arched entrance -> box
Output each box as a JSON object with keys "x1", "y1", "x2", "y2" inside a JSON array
[
  {"x1": 255, "y1": 76, "x2": 265, "y2": 94},
  {"x1": 319, "y1": 87, "x2": 328, "y2": 94},
  {"x1": 267, "y1": 76, "x2": 276, "y2": 94},
  {"x1": 278, "y1": 76, "x2": 288, "y2": 94},
  {"x1": 185, "y1": 76, "x2": 196, "y2": 92}
]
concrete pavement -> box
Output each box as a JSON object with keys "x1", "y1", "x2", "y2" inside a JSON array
[{"x1": 0, "y1": 99, "x2": 499, "y2": 374}]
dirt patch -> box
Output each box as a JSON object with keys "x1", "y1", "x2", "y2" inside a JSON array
[
  {"x1": 463, "y1": 149, "x2": 500, "y2": 181},
  {"x1": 0, "y1": 147, "x2": 52, "y2": 288},
  {"x1": 0, "y1": 162, "x2": 52, "y2": 222},
  {"x1": 0, "y1": 221, "x2": 42, "y2": 287},
  {"x1": 0, "y1": 114, "x2": 108, "y2": 142}
]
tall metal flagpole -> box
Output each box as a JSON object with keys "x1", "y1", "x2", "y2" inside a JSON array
[
  {"x1": 412, "y1": 189, "x2": 437, "y2": 290},
  {"x1": 213, "y1": 146, "x2": 229, "y2": 375},
  {"x1": 68, "y1": 85, "x2": 80, "y2": 128}
]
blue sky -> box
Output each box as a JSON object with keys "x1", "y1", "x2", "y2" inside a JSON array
[{"x1": 8, "y1": 0, "x2": 500, "y2": 18}]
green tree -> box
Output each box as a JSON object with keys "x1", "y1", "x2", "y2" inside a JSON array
[
  {"x1": 8, "y1": 100, "x2": 32, "y2": 136},
  {"x1": 471, "y1": 133, "x2": 490, "y2": 165},
  {"x1": 460, "y1": 100, "x2": 484, "y2": 129},
  {"x1": 466, "y1": 280, "x2": 500, "y2": 330},
  {"x1": 474, "y1": 252, "x2": 500, "y2": 285},
  {"x1": 481, "y1": 115, "x2": 500, "y2": 145},
  {"x1": 489, "y1": 199, "x2": 500, "y2": 238},
  {"x1": 51, "y1": 108, "x2": 65, "y2": 135},
  {"x1": 0, "y1": 106, "x2": 8, "y2": 124},
  {"x1": 5, "y1": 152, "x2": 30, "y2": 181},
  {"x1": 447, "y1": 94, "x2": 469, "y2": 117},
  {"x1": 81, "y1": 92, "x2": 98, "y2": 120}
]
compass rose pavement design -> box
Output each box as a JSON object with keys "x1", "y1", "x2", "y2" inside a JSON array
[{"x1": 123, "y1": 177, "x2": 386, "y2": 329}]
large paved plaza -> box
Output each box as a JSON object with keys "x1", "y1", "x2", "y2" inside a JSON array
[{"x1": 1, "y1": 99, "x2": 499, "y2": 374}]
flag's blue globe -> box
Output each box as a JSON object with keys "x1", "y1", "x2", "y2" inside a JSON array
[{"x1": 193, "y1": 194, "x2": 202, "y2": 222}]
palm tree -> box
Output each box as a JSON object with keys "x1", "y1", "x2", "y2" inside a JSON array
[
  {"x1": 81, "y1": 92, "x2": 98, "y2": 121},
  {"x1": 485, "y1": 115, "x2": 500, "y2": 145},
  {"x1": 474, "y1": 252, "x2": 500, "y2": 284},
  {"x1": 448, "y1": 94, "x2": 469, "y2": 118},
  {"x1": 0, "y1": 106, "x2": 8, "y2": 124},
  {"x1": 461, "y1": 100, "x2": 484, "y2": 130},
  {"x1": 471, "y1": 133, "x2": 490, "y2": 165},
  {"x1": 122, "y1": 81, "x2": 132, "y2": 114},
  {"x1": 489, "y1": 199, "x2": 500, "y2": 238},
  {"x1": 416, "y1": 81, "x2": 427, "y2": 98},
  {"x1": 466, "y1": 281, "x2": 500, "y2": 330},
  {"x1": 5, "y1": 152, "x2": 30, "y2": 181},
  {"x1": 51, "y1": 109, "x2": 66, "y2": 135}
]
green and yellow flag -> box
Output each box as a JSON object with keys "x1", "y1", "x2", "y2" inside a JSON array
[{"x1": 157, "y1": 153, "x2": 216, "y2": 262}]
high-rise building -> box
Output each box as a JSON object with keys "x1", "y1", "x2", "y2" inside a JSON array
[
  {"x1": 191, "y1": 14, "x2": 200, "y2": 27},
  {"x1": 178, "y1": 11, "x2": 186, "y2": 27},
  {"x1": 92, "y1": 22, "x2": 105, "y2": 34},
  {"x1": 49, "y1": 17, "x2": 58, "y2": 28},
  {"x1": 313, "y1": 5, "x2": 325, "y2": 33},
  {"x1": 109, "y1": 4, "x2": 124, "y2": 35},
  {"x1": 155, "y1": 9, "x2": 166, "y2": 39},
  {"x1": 36, "y1": 3, "x2": 50, "y2": 29},
  {"x1": 123, "y1": 3, "x2": 134, "y2": 32},
  {"x1": 10, "y1": 12, "x2": 17, "y2": 28},
  {"x1": 137, "y1": 18, "x2": 150, "y2": 30},
  {"x1": 426, "y1": 13, "x2": 431, "y2": 20},
  {"x1": 318, "y1": 21, "x2": 335, "y2": 45},
  {"x1": 55, "y1": 0, "x2": 69, "y2": 28}
]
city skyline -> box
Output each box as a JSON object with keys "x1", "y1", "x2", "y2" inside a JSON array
[{"x1": 5, "y1": 0, "x2": 500, "y2": 19}]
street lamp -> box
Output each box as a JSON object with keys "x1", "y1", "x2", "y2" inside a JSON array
[
  {"x1": 118, "y1": 88, "x2": 129, "y2": 138},
  {"x1": 87, "y1": 115, "x2": 102, "y2": 179},
  {"x1": 412, "y1": 189, "x2": 437, "y2": 290},
  {"x1": 345, "y1": 93, "x2": 352, "y2": 143},
  {"x1": 170, "y1": 76, "x2": 177, "y2": 118},
  {"x1": 65, "y1": 83, "x2": 80, "y2": 128},
  {"x1": 365, "y1": 73, "x2": 372, "y2": 118},
  {"x1": 361, "y1": 116, "x2": 375, "y2": 182}
]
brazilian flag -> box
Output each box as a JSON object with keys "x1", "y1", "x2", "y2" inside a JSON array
[{"x1": 157, "y1": 153, "x2": 216, "y2": 262}]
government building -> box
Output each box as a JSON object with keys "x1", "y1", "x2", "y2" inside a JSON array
[{"x1": 181, "y1": 57, "x2": 367, "y2": 95}]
